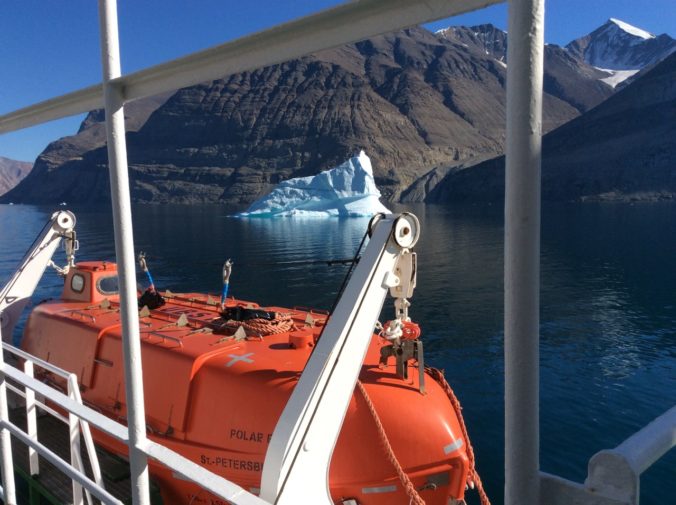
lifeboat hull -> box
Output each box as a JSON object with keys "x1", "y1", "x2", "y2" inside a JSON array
[{"x1": 22, "y1": 262, "x2": 470, "y2": 504}]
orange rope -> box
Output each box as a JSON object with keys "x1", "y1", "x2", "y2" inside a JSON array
[
  {"x1": 426, "y1": 367, "x2": 491, "y2": 505},
  {"x1": 356, "y1": 381, "x2": 426, "y2": 505},
  {"x1": 240, "y1": 313, "x2": 295, "y2": 336}
]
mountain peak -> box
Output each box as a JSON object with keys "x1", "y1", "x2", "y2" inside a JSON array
[
  {"x1": 434, "y1": 23, "x2": 508, "y2": 61},
  {"x1": 435, "y1": 23, "x2": 503, "y2": 36},
  {"x1": 607, "y1": 18, "x2": 655, "y2": 40},
  {"x1": 566, "y1": 18, "x2": 675, "y2": 73}
]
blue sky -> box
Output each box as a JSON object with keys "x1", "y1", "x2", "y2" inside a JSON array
[{"x1": 1, "y1": 0, "x2": 674, "y2": 163}]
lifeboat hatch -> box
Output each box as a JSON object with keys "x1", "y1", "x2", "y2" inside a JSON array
[{"x1": 63, "y1": 261, "x2": 119, "y2": 304}]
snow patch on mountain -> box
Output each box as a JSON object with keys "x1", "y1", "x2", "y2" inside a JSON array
[
  {"x1": 598, "y1": 68, "x2": 640, "y2": 88},
  {"x1": 235, "y1": 151, "x2": 391, "y2": 218},
  {"x1": 609, "y1": 18, "x2": 654, "y2": 40}
]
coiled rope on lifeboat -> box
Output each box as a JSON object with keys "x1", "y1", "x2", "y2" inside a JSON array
[
  {"x1": 240, "y1": 313, "x2": 295, "y2": 336},
  {"x1": 357, "y1": 371, "x2": 491, "y2": 505},
  {"x1": 219, "y1": 306, "x2": 296, "y2": 336}
]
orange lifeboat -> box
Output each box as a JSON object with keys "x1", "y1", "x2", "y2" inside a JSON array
[{"x1": 21, "y1": 261, "x2": 479, "y2": 505}]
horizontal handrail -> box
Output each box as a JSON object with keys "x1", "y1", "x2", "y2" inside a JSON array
[
  {"x1": 1, "y1": 364, "x2": 129, "y2": 442},
  {"x1": 4, "y1": 382, "x2": 69, "y2": 424},
  {"x1": 0, "y1": 85, "x2": 102, "y2": 135},
  {"x1": 142, "y1": 439, "x2": 265, "y2": 505},
  {"x1": 0, "y1": 0, "x2": 503, "y2": 134},
  {"x1": 609, "y1": 404, "x2": 676, "y2": 474},
  {"x1": 3, "y1": 341, "x2": 71, "y2": 379},
  {"x1": 585, "y1": 405, "x2": 676, "y2": 504},
  {"x1": 539, "y1": 405, "x2": 676, "y2": 505}
]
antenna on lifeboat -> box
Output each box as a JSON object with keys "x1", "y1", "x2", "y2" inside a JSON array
[
  {"x1": 220, "y1": 259, "x2": 233, "y2": 310},
  {"x1": 137, "y1": 252, "x2": 165, "y2": 310},
  {"x1": 137, "y1": 252, "x2": 156, "y2": 293}
]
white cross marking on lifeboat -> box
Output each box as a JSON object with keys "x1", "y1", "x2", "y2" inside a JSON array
[{"x1": 226, "y1": 352, "x2": 254, "y2": 367}]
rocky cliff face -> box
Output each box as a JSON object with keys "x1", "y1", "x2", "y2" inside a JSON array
[
  {"x1": 420, "y1": 51, "x2": 676, "y2": 203},
  {"x1": 3, "y1": 26, "x2": 613, "y2": 206},
  {"x1": 437, "y1": 24, "x2": 613, "y2": 111},
  {"x1": 0, "y1": 157, "x2": 32, "y2": 196}
]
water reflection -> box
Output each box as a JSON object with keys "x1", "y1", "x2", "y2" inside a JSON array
[{"x1": 1, "y1": 202, "x2": 675, "y2": 504}]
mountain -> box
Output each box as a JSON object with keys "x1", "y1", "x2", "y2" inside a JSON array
[
  {"x1": 436, "y1": 24, "x2": 508, "y2": 62},
  {"x1": 2, "y1": 25, "x2": 614, "y2": 207},
  {"x1": 419, "y1": 51, "x2": 676, "y2": 203},
  {"x1": 566, "y1": 18, "x2": 676, "y2": 87},
  {"x1": 5, "y1": 93, "x2": 172, "y2": 203},
  {"x1": 0, "y1": 157, "x2": 32, "y2": 196},
  {"x1": 436, "y1": 24, "x2": 611, "y2": 111}
]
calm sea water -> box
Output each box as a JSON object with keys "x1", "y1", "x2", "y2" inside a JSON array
[{"x1": 1, "y1": 202, "x2": 674, "y2": 504}]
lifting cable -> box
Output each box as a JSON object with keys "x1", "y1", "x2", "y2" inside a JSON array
[
  {"x1": 329, "y1": 228, "x2": 369, "y2": 314},
  {"x1": 236, "y1": 257, "x2": 360, "y2": 267}
]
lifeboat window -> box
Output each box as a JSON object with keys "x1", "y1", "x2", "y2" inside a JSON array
[
  {"x1": 97, "y1": 275, "x2": 119, "y2": 295},
  {"x1": 70, "y1": 274, "x2": 85, "y2": 293}
]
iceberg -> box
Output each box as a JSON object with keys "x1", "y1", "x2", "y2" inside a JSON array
[{"x1": 236, "y1": 151, "x2": 391, "y2": 217}]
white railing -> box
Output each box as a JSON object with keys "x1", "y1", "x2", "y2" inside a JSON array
[
  {"x1": 2, "y1": 342, "x2": 105, "y2": 505},
  {"x1": 0, "y1": 338, "x2": 266, "y2": 505},
  {"x1": 540, "y1": 406, "x2": 676, "y2": 505}
]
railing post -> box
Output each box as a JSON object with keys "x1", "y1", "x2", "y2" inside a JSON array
[
  {"x1": 71, "y1": 382, "x2": 105, "y2": 490},
  {"x1": 97, "y1": 1, "x2": 151, "y2": 504},
  {"x1": 24, "y1": 360, "x2": 39, "y2": 476},
  {"x1": 0, "y1": 327, "x2": 17, "y2": 504},
  {"x1": 504, "y1": 1, "x2": 545, "y2": 505},
  {"x1": 68, "y1": 379, "x2": 85, "y2": 505}
]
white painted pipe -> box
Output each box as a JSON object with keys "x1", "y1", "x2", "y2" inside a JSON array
[
  {"x1": 97, "y1": 1, "x2": 151, "y2": 504},
  {"x1": 615, "y1": 404, "x2": 676, "y2": 475},
  {"x1": 0, "y1": 328, "x2": 17, "y2": 504},
  {"x1": 24, "y1": 360, "x2": 39, "y2": 476},
  {"x1": 504, "y1": 1, "x2": 545, "y2": 505},
  {"x1": 585, "y1": 404, "x2": 676, "y2": 505}
]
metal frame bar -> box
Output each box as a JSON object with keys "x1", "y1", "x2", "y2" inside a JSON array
[
  {"x1": 23, "y1": 360, "x2": 39, "y2": 476},
  {"x1": 67, "y1": 378, "x2": 85, "y2": 505},
  {"x1": 504, "y1": 0, "x2": 545, "y2": 504},
  {"x1": 97, "y1": 2, "x2": 151, "y2": 504},
  {"x1": 68, "y1": 375, "x2": 105, "y2": 492}
]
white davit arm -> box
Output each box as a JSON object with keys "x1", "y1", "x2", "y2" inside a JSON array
[
  {"x1": 0, "y1": 210, "x2": 77, "y2": 343},
  {"x1": 260, "y1": 212, "x2": 420, "y2": 505}
]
